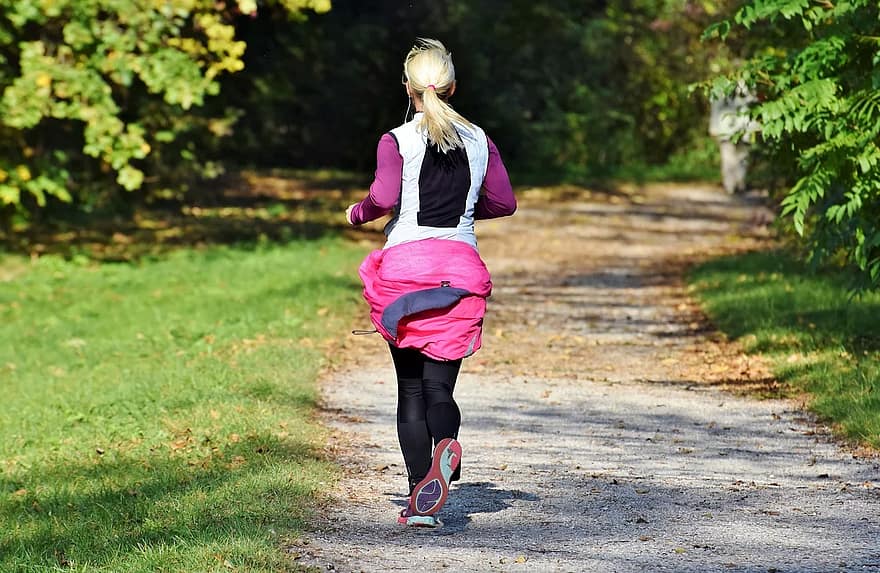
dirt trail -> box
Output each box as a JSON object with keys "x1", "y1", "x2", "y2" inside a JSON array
[{"x1": 295, "y1": 185, "x2": 880, "y2": 573}]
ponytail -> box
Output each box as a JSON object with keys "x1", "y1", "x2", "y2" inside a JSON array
[{"x1": 403, "y1": 38, "x2": 472, "y2": 153}]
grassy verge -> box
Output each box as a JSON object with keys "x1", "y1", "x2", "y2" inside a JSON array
[
  {"x1": 689, "y1": 250, "x2": 880, "y2": 449},
  {"x1": 0, "y1": 238, "x2": 365, "y2": 572}
]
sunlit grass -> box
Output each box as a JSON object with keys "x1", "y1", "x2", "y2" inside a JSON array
[
  {"x1": 0, "y1": 238, "x2": 365, "y2": 572},
  {"x1": 689, "y1": 250, "x2": 880, "y2": 448}
]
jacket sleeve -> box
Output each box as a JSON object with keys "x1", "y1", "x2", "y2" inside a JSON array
[
  {"x1": 475, "y1": 135, "x2": 516, "y2": 220},
  {"x1": 349, "y1": 133, "x2": 402, "y2": 225}
]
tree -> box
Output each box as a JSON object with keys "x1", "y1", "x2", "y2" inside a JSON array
[
  {"x1": 0, "y1": 0, "x2": 329, "y2": 218},
  {"x1": 224, "y1": 0, "x2": 734, "y2": 178},
  {"x1": 706, "y1": 0, "x2": 880, "y2": 288}
]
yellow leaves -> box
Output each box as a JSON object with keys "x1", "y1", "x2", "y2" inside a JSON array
[
  {"x1": 167, "y1": 37, "x2": 206, "y2": 57},
  {"x1": 197, "y1": 14, "x2": 235, "y2": 42},
  {"x1": 35, "y1": 72, "x2": 52, "y2": 89},
  {"x1": 237, "y1": 0, "x2": 258, "y2": 15},
  {"x1": 182, "y1": 14, "x2": 246, "y2": 80},
  {"x1": 275, "y1": 0, "x2": 330, "y2": 14},
  {"x1": 15, "y1": 165, "x2": 32, "y2": 182},
  {"x1": 207, "y1": 117, "x2": 234, "y2": 137},
  {"x1": 0, "y1": 186, "x2": 16, "y2": 206},
  {"x1": 313, "y1": 0, "x2": 331, "y2": 12},
  {"x1": 117, "y1": 166, "x2": 144, "y2": 191},
  {"x1": 0, "y1": 170, "x2": 7, "y2": 183}
]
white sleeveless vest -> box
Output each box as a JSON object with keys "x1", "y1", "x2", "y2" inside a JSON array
[{"x1": 383, "y1": 112, "x2": 489, "y2": 250}]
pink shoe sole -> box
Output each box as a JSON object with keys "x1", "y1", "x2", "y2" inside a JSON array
[{"x1": 409, "y1": 438, "x2": 462, "y2": 516}]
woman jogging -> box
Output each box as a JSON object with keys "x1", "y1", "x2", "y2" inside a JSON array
[{"x1": 345, "y1": 38, "x2": 516, "y2": 527}]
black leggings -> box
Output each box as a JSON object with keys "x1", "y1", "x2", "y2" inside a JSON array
[{"x1": 389, "y1": 344, "x2": 462, "y2": 490}]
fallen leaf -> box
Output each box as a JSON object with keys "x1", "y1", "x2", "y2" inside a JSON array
[{"x1": 514, "y1": 555, "x2": 527, "y2": 563}]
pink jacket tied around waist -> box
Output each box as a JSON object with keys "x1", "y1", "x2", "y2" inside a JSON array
[{"x1": 358, "y1": 239, "x2": 492, "y2": 361}]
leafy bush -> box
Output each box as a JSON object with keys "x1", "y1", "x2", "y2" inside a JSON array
[
  {"x1": 0, "y1": 0, "x2": 329, "y2": 221},
  {"x1": 222, "y1": 0, "x2": 737, "y2": 179},
  {"x1": 705, "y1": 0, "x2": 880, "y2": 289}
]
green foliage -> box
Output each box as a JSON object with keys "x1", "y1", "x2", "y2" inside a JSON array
[
  {"x1": 690, "y1": 250, "x2": 880, "y2": 448},
  {"x1": 707, "y1": 0, "x2": 880, "y2": 288},
  {"x1": 0, "y1": 238, "x2": 363, "y2": 571},
  {"x1": 0, "y1": 0, "x2": 329, "y2": 218},
  {"x1": 223, "y1": 0, "x2": 737, "y2": 179}
]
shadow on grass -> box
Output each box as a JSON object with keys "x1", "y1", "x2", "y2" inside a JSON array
[
  {"x1": 0, "y1": 170, "x2": 377, "y2": 262},
  {"x1": 690, "y1": 249, "x2": 880, "y2": 447},
  {"x1": 0, "y1": 433, "x2": 326, "y2": 570},
  {"x1": 691, "y1": 250, "x2": 880, "y2": 354}
]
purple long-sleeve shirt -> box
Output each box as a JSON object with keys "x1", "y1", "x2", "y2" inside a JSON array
[{"x1": 349, "y1": 133, "x2": 516, "y2": 225}]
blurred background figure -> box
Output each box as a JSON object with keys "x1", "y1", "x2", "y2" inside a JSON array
[{"x1": 709, "y1": 82, "x2": 757, "y2": 194}]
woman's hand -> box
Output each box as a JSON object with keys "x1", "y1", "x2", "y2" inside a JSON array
[{"x1": 345, "y1": 203, "x2": 357, "y2": 225}]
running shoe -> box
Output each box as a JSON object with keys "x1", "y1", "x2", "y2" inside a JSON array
[
  {"x1": 409, "y1": 437, "x2": 462, "y2": 516},
  {"x1": 397, "y1": 506, "x2": 442, "y2": 528}
]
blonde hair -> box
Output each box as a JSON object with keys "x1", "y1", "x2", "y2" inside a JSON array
[{"x1": 403, "y1": 38, "x2": 473, "y2": 153}]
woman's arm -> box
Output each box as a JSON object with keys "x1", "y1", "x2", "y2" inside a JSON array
[
  {"x1": 347, "y1": 133, "x2": 402, "y2": 225},
  {"x1": 475, "y1": 136, "x2": 516, "y2": 220}
]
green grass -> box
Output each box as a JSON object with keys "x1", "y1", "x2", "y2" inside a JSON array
[
  {"x1": 689, "y1": 250, "x2": 880, "y2": 448},
  {"x1": 0, "y1": 239, "x2": 365, "y2": 572}
]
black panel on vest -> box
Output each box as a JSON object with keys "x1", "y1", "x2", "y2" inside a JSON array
[{"x1": 417, "y1": 143, "x2": 471, "y2": 228}]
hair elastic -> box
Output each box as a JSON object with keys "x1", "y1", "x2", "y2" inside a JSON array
[{"x1": 427, "y1": 84, "x2": 436, "y2": 90}]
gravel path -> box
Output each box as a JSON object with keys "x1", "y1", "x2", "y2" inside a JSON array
[{"x1": 295, "y1": 185, "x2": 880, "y2": 573}]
